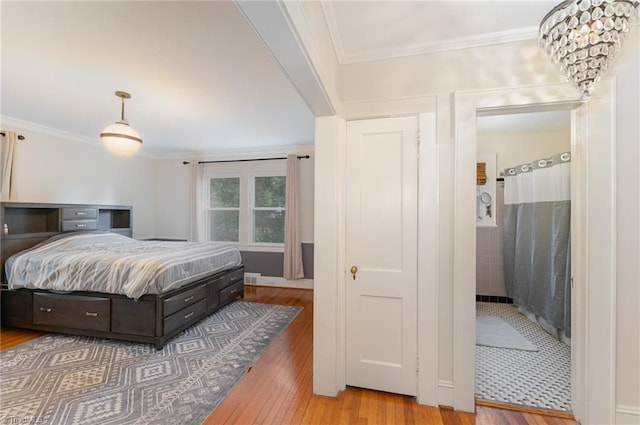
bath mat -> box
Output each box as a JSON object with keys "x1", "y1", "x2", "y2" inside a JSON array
[
  {"x1": 0, "y1": 301, "x2": 302, "y2": 425},
  {"x1": 476, "y1": 315, "x2": 538, "y2": 351}
]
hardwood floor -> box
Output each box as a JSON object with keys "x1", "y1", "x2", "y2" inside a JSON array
[
  {"x1": 0, "y1": 326, "x2": 44, "y2": 349},
  {"x1": 0, "y1": 285, "x2": 578, "y2": 425},
  {"x1": 209, "y1": 286, "x2": 578, "y2": 425}
]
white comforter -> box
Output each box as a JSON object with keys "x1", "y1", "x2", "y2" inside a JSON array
[{"x1": 6, "y1": 232, "x2": 243, "y2": 299}]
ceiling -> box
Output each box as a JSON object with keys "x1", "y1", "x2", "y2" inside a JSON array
[
  {"x1": 322, "y1": 1, "x2": 557, "y2": 64},
  {"x1": 1, "y1": 1, "x2": 563, "y2": 158}
]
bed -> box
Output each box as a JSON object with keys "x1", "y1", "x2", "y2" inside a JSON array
[{"x1": 0, "y1": 202, "x2": 245, "y2": 349}]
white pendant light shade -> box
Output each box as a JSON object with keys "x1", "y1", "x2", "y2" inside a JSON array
[
  {"x1": 100, "y1": 91, "x2": 143, "y2": 156},
  {"x1": 539, "y1": 0, "x2": 639, "y2": 102},
  {"x1": 101, "y1": 121, "x2": 142, "y2": 156}
]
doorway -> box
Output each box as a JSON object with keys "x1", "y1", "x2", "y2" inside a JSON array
[
  {"x1": 452, "y1": 81, "x2": 617, "y2": 423},
  {"x1": 474, "y1": 111, "x2": 572, "y2": 412}
]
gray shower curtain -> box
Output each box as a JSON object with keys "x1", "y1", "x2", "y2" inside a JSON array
[{"x1": 503, "y1": 152, "x2": 571, "y2": 337}]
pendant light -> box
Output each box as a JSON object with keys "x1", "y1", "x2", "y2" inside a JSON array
[{"x1": 100, "y1": 91, "x2": 143, "y2": 156}]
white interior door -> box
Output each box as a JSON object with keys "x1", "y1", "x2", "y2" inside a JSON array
[{"x1": 345, "y1": 116, "x2": 418, "y2": 396}]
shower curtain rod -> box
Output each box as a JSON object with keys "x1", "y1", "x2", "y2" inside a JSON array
[
  {"x1": 182, "y1": 155, "x2": 309, "y2": 165},
  {"x1": 0, "y1": 131, "x2": 25, "y2": 140}
]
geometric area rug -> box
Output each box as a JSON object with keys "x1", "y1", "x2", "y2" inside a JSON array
[{"x1": 0, "y1": 301, "x2": 302, "y2": 425}]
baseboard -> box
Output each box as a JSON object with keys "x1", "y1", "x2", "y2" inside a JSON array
[
  {"x1": 437, "y1": 380, "x2": 454, "y2": 407},
  {"x1": 245, "y1": 275, "x2": 314, "y2": 290},
  {"x1": 616, "y1": 405, "x2": 640, "y2": 424}
]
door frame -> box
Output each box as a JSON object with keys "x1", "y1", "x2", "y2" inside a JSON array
[
  {"x1": 311, "y1": 108, "x2": 439, "y2": 405},
  {"x1": 340, "y1": 112, "x2": 440, "y2": 405},
  {"x1": 452, "y1": 80, "x2": 617, "y2": 423},
  {"x1": 344, "y1": 115, "x2": 420, "y2": 396}
]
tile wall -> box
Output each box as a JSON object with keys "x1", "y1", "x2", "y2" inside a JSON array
[{"x1": 476, "y1": 183, "x2": 507, "y2": 297}]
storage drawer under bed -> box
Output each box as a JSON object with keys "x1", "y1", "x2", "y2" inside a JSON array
[
  {"x1": 219, "y1": 281, "x2": 244, "y2": 305},
  {"x1": 33, "y1": 293, "x2": 110, "y2": 332},
  {"x1": 163, "y1": 285, "x2": 206, "y2": 317},
  {"x1": 164, "y1": 299, "x2": 206, "y2": 335},
  {"x1": 216, "y1": 267, "x2": 244, "y2": 290}
]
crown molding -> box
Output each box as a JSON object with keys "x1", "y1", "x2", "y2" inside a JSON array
[
  {"x1": 1, "y1": 115, "x2": 100, "y2": 147},
  {"x1": 344, "y1": 27, "x2": 539, "y2": 64},
  {"x1": 322, "y1": 1, "x2": 540, "y2": 65},
  {"x1": 0, "y1": 114, "x2": 165, "y2": 159}
]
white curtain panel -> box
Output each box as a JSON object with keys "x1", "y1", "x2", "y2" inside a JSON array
[
  {"x1": 503, "y1": 152, "x2": 572, "y2": 337},
  {"x1": 1, "y1": 131, "x2": 18, "y2": 201},
  {"x1": 188, "y1": 162, "x2": 205, "y2": 242},
  {"x1": 283, "y1": 154, "x2": 304, "y2": 280}
]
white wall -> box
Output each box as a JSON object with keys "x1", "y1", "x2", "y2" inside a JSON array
[
  {"x1": 336, "y1": 39, "x2": 563, "y2": 104},
  {"x1": 313, "y1": 116, "x2": 343, "y2": 397},
  {"x1": 2, "y1": 123, "x2": 156, "y2": 238},
  {"x1": 612, "y1": 31, "x2": 640, "y2": 424},
  {"x1": 154, "y1": 159, "x2": 190, "y2": 240},
  {"x1": 477, "y1": 130, "x2": 571, "y2": 173}
]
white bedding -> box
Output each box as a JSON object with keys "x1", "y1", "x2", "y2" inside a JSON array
[{"x1": 6, "y1": 232, "x2": 243, "y2": 299}]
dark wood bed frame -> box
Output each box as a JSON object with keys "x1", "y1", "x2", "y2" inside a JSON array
[{"x1": 0, "y1": 202, "x2": 245, "y2": 349}]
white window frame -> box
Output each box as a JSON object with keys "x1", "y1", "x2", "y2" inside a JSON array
[
  {"x1": 249, "y1": 171, "x2": 286, "y2": 247},
  {"x1": 203, "y1": 160, "x2": 286, "y2": 252},
  {"x1": 205, "y1": 173, "x2": 242, "y2": 244}
]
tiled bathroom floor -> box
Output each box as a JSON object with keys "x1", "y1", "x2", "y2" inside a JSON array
[{"x1": 475, "y1": 302, "x2": 572, "y2": 411}]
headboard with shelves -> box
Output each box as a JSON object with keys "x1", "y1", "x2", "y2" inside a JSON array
[{"x1": 1, "y1": 202, "x2": 132, "y2": 282}]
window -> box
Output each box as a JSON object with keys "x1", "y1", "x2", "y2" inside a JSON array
[
  {"x1": 205, "y1": 162, "x2": 286, "y2": 248},
  {"x1": 208, "y1": 177, "x2": 240, "y2": 242},
  {"x1": 252, "y1": 176, "x2": 286, "y2": 243}
]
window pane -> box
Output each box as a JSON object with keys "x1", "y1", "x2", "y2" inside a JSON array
[
  {"x1": 254, "y1": 210, "x2": 284, "y2": 243},
  {"x1": 210, "y1": 178, "x2": 239, "y2": 208},
  {"x1": 255, "y1": 176, "x2": 285, "y2": 208},
  {"x1": 209, "y1": 210, "x2": 239, "y2": 242}
]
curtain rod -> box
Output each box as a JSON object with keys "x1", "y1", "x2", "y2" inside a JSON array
[
  {"x1": 182, "y1": 155, "x2": 309, "y2": 165},
  {"x1": 0, "y1": 131, "x2": 26, "y2": 140}
]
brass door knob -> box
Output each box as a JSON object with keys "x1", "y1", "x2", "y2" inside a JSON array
[{"x1": 350, "y1": 266, "x2": 358, "y2": 280}]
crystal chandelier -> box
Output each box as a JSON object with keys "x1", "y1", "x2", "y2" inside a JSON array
[{"x1": 539, "y1": 0, "x2": 639, "y2": 101}]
